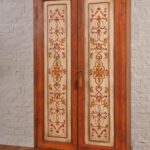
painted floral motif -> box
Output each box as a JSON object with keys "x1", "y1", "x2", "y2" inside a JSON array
[
  {"x1": 47, "y1": 5, "x2": 67, "y2": 138},
  {"x1": 90, "y1": 61, "x2": 106, "y2": 84},
  {"x1": 50, "y1": 60, "x2": 65, "y2": 82},
  {"x1": 88, "y1": 3, "x2": 110, "y2": 142}
]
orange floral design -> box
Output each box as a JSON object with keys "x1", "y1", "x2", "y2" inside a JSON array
[
  {"x1": 93, "y1": 61, "x2": 105, "y2": 84},
  {"x1": 51, "y1": 60, "x2": 64, "y2": 82}
]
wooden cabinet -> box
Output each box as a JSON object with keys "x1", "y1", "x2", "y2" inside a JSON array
[{"x1": 34, "y1": 0, "x2": 131, "y2": 150}]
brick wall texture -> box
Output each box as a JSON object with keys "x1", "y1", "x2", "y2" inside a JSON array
[
  {"x1": 0, "y1": 0, "x2": 150, "y2": 149},
  {"x1": 0, "y1": 0, "x2": 34, "y2": 147}
]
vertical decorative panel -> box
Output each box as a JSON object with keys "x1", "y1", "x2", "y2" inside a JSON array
[
  {"x1": 85, "y1": 0, "x2": 114, "y2": 146},
  {"x1": 44, "y1": 0, "x2": 71, "y2": 142}
]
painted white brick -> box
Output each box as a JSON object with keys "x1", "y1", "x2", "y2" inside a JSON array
[
  {"x1": 131, "y1": 0, "x2": 150, "y2": 150},
  {"x1": 0, "y1": 0, "x2": 33, "y2": 147},
  {"x1": 0, "y1": 0, "x2": 150, "y2": 149}
]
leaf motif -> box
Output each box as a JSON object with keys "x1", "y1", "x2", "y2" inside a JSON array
[
  {"x1": 49, "y1": 96, "x2": 54, "y2": 104},
  {"x1": 102, "y1": 99, "x2": 109, "y2": 108},
  {"x1": 61, "y1": 38, "x2": 65, "y2": 46},
  {"x1": 90, "y1": 99, "x2": 95, "y2": 107},
  {"x1": 49, "y1": 39, "x2": 53, "y2": 45},
  {"x1": 61, "y1": 96, "x2": 66, "y2": 105},
  {"x1": 49, "y1": 52, "x2": 52, "y2": 58}
]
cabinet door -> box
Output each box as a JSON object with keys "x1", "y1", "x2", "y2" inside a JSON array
[
  {"x1": 34, "y1": 0, "x2": 77, "y2": 149},
  {"x1": 78, "y1": 0, "x2": 131, "y2": 150},
  {"x1": 34, "y1": 0, "x2": 131, "y2": 149}
]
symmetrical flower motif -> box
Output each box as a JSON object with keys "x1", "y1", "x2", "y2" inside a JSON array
[
  {"x1": 51, "y1": 60, "x2": 64, "y2": 82},
  {"x1": 91, "y1": 61, "x2": 105, "y2": 84},
  {"x1": 88, "y1": 4, "x2": 110, "y2": 142}
]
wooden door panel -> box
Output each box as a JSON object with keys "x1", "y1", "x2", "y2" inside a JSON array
[
  {"x1": 34, "y1": 0, "x2": 77, "y2": 149},
  {"x1": 78, "y1": 0, "x2": 131, "y2": 149},
  {"x1": 78, "y1": 0, "x2": 115, "y2": 149}
]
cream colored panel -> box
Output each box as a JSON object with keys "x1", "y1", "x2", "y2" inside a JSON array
[
  {"x1": 44, "y1": 0, "x2": 71, "y2": 142},
  {"x1": 85, "y1": 0, "x2": 114, "y2": 146}
]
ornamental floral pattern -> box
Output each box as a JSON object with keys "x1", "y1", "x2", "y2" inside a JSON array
[
  {"x1": 47, "y1": 6, "x2": 67, "y2": 138},
  {"x1": 44, "y1": 1, "x2": 71, "y2": 142},
  {"x1": 89, "y1": 4, "x2": 110, "y2": 142},
  {"x1": 85, "y1": 1, "x2": 114, "y2": 145}
]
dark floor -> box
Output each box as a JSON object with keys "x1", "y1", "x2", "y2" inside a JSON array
[{"x1": 0, "y1": 145, "x2": 34, "y2": 150}]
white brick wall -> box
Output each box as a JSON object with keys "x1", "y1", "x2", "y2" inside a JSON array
[
  {"x1": 0, "y1": 0, "x2": 150, "y2": 149},
  {"x1": 131, "y1": 0, "x2": 150, "y2": 150},
  {"x1": 0, "y1": 0, "x2": 34, "y2": 147}
]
